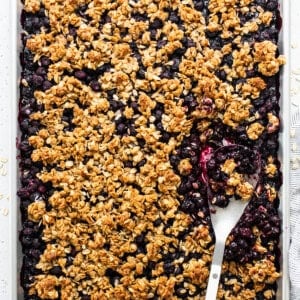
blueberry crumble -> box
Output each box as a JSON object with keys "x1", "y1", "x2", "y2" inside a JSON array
[{"x1": 19, "y1": 0, "x2": 284, "y2": 299}]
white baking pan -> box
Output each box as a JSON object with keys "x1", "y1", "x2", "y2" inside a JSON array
[
  {"x1": 9, "y1": 0, "x2": 290, "y2": 299},
  {"x1": 278, "y1": 0, "x2": 291, "y2": 299}
]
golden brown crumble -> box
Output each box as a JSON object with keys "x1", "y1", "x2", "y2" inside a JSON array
[
  {"x1": 27, "y1": 200, "x2": 46, "y2": 222},
  {"x1": 246, "y1": 122, "x2": 265, "y2": 140},
  {"x1": 20, "y1": 0, "x2": 284, "y2": 299},
  {"x1": 24, "y1": 0, "x2": 41, "y2": 13}
]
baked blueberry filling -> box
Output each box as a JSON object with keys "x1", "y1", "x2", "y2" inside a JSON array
[{"x1": 19, "y1": 0, "x2": 284, "y2": 299}]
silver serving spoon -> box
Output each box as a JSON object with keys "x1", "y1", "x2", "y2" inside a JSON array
[
  {"x1": 200, "y1": 144, "x2": 260, "y2": 300},
  {"x1": 205, "y1": 199, "x2": 248, "y2": 300}
]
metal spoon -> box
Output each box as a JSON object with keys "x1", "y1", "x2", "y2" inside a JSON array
[
  {"x1": 200, "y1": 144, "x2": 260, "y2": 299},
  {"x1": 205, "y1": 199, "x2": 248, "y2": 300}
]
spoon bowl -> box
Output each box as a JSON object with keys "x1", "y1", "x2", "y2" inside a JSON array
[{"x1": 205, "y1": 199, "x2": 249, "y2": 300}]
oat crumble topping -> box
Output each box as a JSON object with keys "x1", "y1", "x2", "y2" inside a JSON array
[{"x1": 19, "y1": 0, "x2": 284, "y2": 299}]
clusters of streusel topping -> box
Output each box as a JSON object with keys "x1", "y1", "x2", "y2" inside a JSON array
[{"x1": 19, "y1": 0, "x2": 283, "y2": 299}]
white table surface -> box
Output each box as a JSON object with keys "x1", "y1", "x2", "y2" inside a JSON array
[{"x1": 0, "y1": 1, "x2": 299, "y2": 299}]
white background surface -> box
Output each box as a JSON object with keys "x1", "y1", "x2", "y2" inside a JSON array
[
  {"x1": 0, "y1": 0, "x2": 14, "y2": 298},
  {"x1": 0, "y1": 1, "x2": 299, "y2": 299}
]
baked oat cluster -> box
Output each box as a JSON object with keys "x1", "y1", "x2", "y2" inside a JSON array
[{"x1": 19, "y1": 0, "x2": 284, "y2": 299}]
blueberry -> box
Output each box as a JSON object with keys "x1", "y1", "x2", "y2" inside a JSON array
[
  {"x1": 209, "y1": 37, "x2": 223, "y2": 50},
  {"x1": 256, "y1": 292, "x2": 265, "y2": 300},
  {"x1": 42, "y1": 80, "x2": 53, "y2": 91},
  {"x1": 150, "y1": 18, "x2": 163, "y2": 30},
  {"x1": 28, "y1": 126, "x2": 39, "y2": 135},
  {"x1": 154, "y1": 109, "x2": 163, "y2": 120},
  {"x1": 38, "y1": 184, "x2": 47, "y2": 194},
  {"x1": 136, "y1": 140, "x2": 145, "y2": 151},
  {"x1": 256, "y1": 0, "x2": 266, "y2": 7},
  {"x1": 267, "y1": 226, "x2": 280, "y2": 237},
  {"x1": 131, "y1": 12, "x2": 147, "y2": 22},
  {"x1": 69, "y1": 26, "x2": 77, "y2": 37},
  {"x1": 224, "y1": 249, "x2": 234, "y2": 259},
  {"x1": 18, "y1": 188, "x2": 30, "y2": 199},
  {"x1": 21, "y1": 86, "x2": 33, "y2": 98},
  {"x1": 36, "y1": 67, "x2": 47, "y2": 77},
  {"x1": 207, "y1": 159, "x2": 216, "y2": 170},
  {"x1": 109, "y1": 99, "x2": 120, "y2": 111},
  {"x1": 194, "y1": 196, "x2": 205, "y2": 208},
  {"x1": 96, "y1": 63, "x2": 111, "y2": 75},
  {"x1": 117, "y1": 123, "x2": 127, "y2": 135},
  {"x1": 181, "y1": 199, "x2": 196, "y2": 213},
  {"x1": 65, "y1": 255, "x2": 73, "y2": 267},
  {"x1": 130, "y1": 101, "x2": 139, "y2": 113},
  {"x1": 184, "y1": 95, "x2": 198, "y2": 110},
  {"x1": 28, "y1": 249, "x2": 41, "y2": 259},
  {"x1": 160, "y1": 67, "x2": 172, "y2": 79},
  {"x1": 20, "y1": 105, "x2": 32, "y2": 117},
  {"x1": 259, "y1": 30, "x2": 271, "y2": 42},
  {"x1": 169, "y1": 155, "x2": 180, "y2": 168},
  {"x1": 246, "y1": 68, "x2": 256, "y2": 77},
  {"x1": 81, "y1": 296, "x2": 91, "y2": 300},
  {"x1": 222, "y1": 54, "x2": 233, "y2": 66},
  {"x1": 157, "y1": 39, "x2": 167, "y2": 49},
  {"x1": 49, "y1": 266, "x2": 63, "y2": 276},
  {"x1": 74, "y1": 70, "x2": 87, "y2": 80},
  {"x1": 171, "y1": 58, "x2": 180, "y2": 71},
  {"x1": 174, "y1": 265, "x2": 183, "y2": 275},
  {"x1": 194, "y1": 0, "x2": 204, "y2": 11},
  {"x1": 236, "y1": 248, "x2": 245, "y2": 257},
  {"x1": 230, "y1": 241, "x2": 238, "y2": 252},
  {"x1": 238, "y1": 239, "x2": 248, "y2": 249},
  {"x1": 215, "y1": 152, "x2": 226, "y2": 162},
  {"x1": 29, "y1": 192, "x2": 43, "y2": 202},
  {"x1": 173, "y1": 47, "x2": 186, "y2": 57},
  {"x1": 239, "y1": 227, "x2": 252, "y2": 239},
  {"x1": 37, "y1": 8, "x2": 46, "y2": 17},
  {"x1": 270, "y1": 215, "x2": 280, "y2": 226},
  {"x1": 160, "y1": 132, "x2": 171, "y2": 142},
  {"x1": 153, "y1": 218, "x2": 162, "y2": 227},
  {"x1": 32, "y1": 16, "x2": 41, "y2": 29},
  {"x1": 23, "y1": 18, "x2": 34, "y2": 33},
  {"x1": 90, "y1": 80, "x2": 101, "y2": 91},
  {"x1": 21, "y1": 236, "x2": 32, "y2": 247},
  {"x1": 42, "y1": 17, "x2": 50, "y2": 28},
  {"x1": 105, "y1": 268, "x2": 122, "y2": 287},
  {"x1": 19, "y1": 140, "x2": 32, "y2": 152},
  {"x1": 137, "y1": 68, "x2": 146, "y2": 79},
  {"x1": 150, "y1": 29, "x2": 157, "y2": 40},
  {"x1": 252, "y1": 251, "x2": 260, "y2": 260},
  {"x1": 20, "y1": 96, "x2": 35, "y2": 106},
  {"x1": 206, "y1": 30, "x2": 219, "y2": 39},
  {"x1": 135, "y1": 233, "x2": 145, "y2": 244},
  {"x1": 99, "y1": 10, "x2": 111, "y2": 24},
  {"x1": 211, "y1": 195, "x2": 229, "y2": 207},
  {"x1": 136, "y1": 158, "x2": 146, "y2": 168},
  {"x1": 40, "y1": 56, "x2": 51, "y2": 66},
  {"x1": 266, "y1": 139, "x2": 278, "y2": 153},
  {"x1": 76, "y1": 4, "x2": 88, "y2": 16},
  {"x1": 190, "y1": 155, "x2": 198, "y2": 165},
  {"x1": 128, "y1": 125, "x2": 137, "y2": 136},
  {"x1": 217, "y1": 70, "x2": 227, "y2": 81},
  {"x1": 175, "y1": 286, "x2": 188, "y2": 298},
  {"x1": 23, "y1": 227, "x2": 34, "y2": 236},
  {"x1": 163, "y1": 262, "x2": 175, "y2": 274},
  {"x1": 156, "y1": 122, "x2": 164, "y2": 131},
  {"x1": 169, "y1": 11, "x2": 180, "y2": 23}
]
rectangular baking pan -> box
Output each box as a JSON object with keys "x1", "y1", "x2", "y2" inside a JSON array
[{"x1": 10, "y1": 0, "x2": 290, "y2": 299}]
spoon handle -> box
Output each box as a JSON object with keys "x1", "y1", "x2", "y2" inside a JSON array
[{"x1": 205, "y1": 239, "x2": 226, "y2": 300}]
